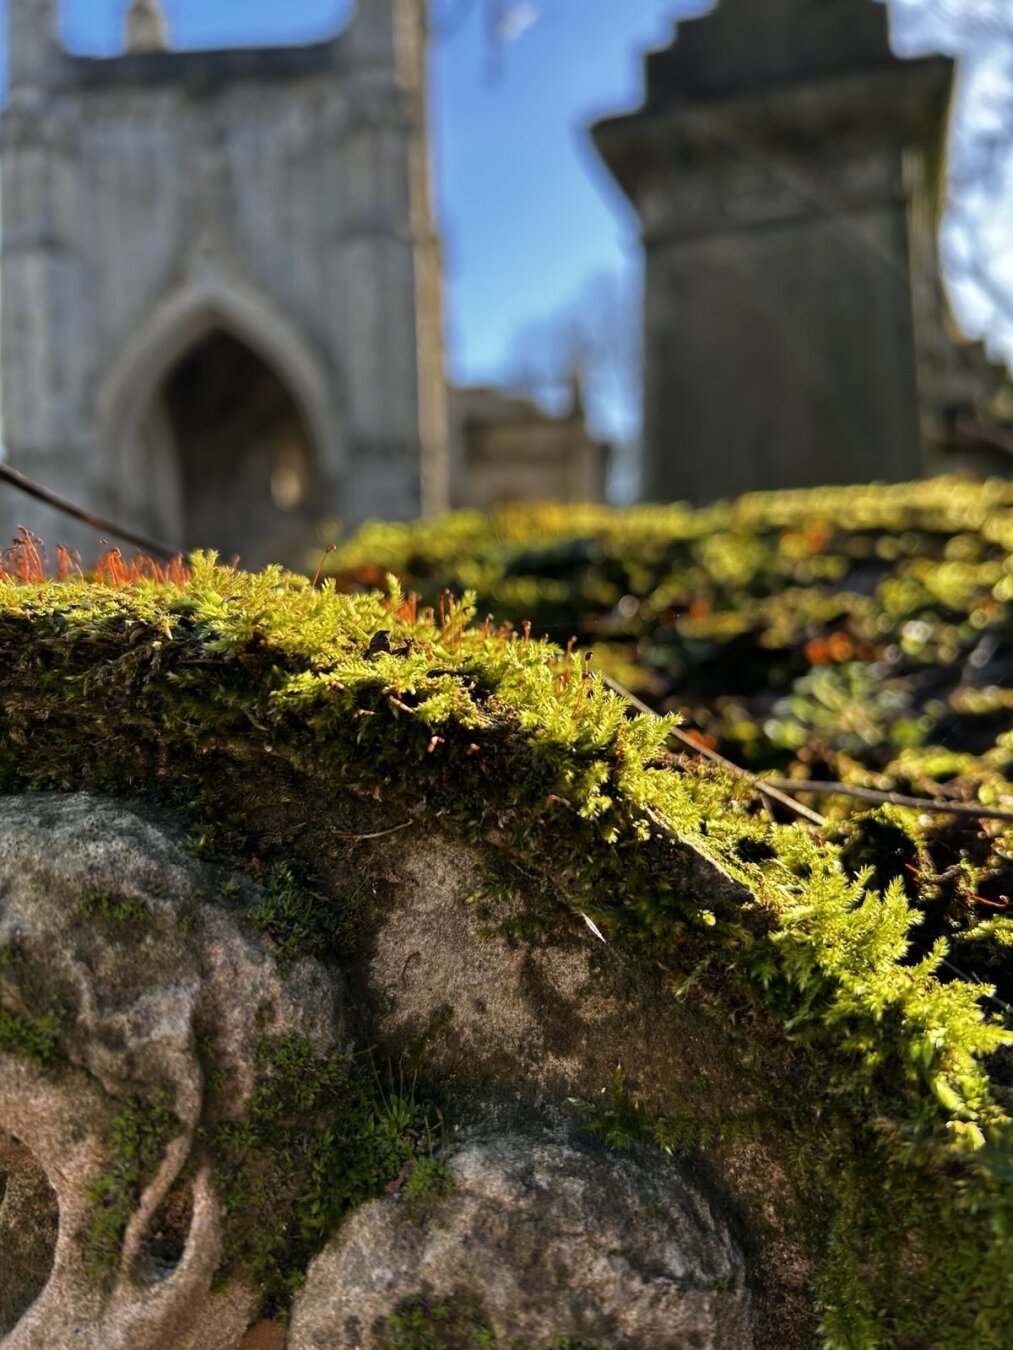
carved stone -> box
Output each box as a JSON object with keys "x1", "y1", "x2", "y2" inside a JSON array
[
  {"x1": 0, "y1": 794, "x2": 338, "y2": 1348},
  {"x1": 1, "y1": 792, "x2": 818, "y2": 1346}
]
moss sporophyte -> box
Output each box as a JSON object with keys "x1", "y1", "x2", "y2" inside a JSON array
[{"x1": 0, "y1": 533, "x2": 1010, "y2": 1346}]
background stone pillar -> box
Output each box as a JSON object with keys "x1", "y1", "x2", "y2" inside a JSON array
[{"x1": 592, "y1": 0, "x2": 953, "y2": 504}]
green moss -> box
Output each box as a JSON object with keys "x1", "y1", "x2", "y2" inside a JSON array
[
  {"x1": 380, "y1": 1297, "x2": 604, "y2": 1350},
  {"x1": 833, "y1": 806, "x2": 924, "y2": 893},
  {"x1": 87, "y1": 1089, "x2": 180, "y2": 1277},
  {"x1": 381, "y1": 1294, "x2": 498, "y2": 1350},
  {"x1": 0, "y1": 548, "x2": 1010, "y2": 1343},
  {"x1": 0, "y1": 942, "x2": 69, "y2": 1067},
  {"x1": 579, "y1": 1064, "x2": 1013, "y2": 1348},
  {"x1": 324, "y1": 479, "x2": 1013, "y2": 979},
  {"x1": 808, "y1": 1092, "x2": 1013, "y2": 1347},
  {"x1": 401, "y1": 1156, "x2": 454, "y2": 1221},
  {"x1": 78, "y1": 888, "x2": 151, "y2": 922},
  {"x1": 0, "y1": 1006, "x2": 62, "y2": 1067},
  {"x1": 571, "y1": 1066, "x2": 727, "y2": 1156},
  {"x1": 250, "y1": 866, "x2": 363, "y2": 964},
  {"x1": 209, "y1": 1035, "x2": 446, "y2": 1311}
]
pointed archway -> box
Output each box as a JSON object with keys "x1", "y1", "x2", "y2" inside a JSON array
[
  {"x1": 145, "y1": 329, "x2": 318, "y2": 568},
  {"x1": 96, "y1": 279, "x2": 345, "y2": 569}
]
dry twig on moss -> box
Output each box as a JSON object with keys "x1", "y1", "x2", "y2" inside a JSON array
[
  {"x1": 601, "y1": 675, "x2": 827, "y2": 829},
  {"x1": 762, "y1": 779, "x2": 1013, "y2": 823},
  {"x1": 0, "y1": 461, "x2": 180, "y2": 560}
]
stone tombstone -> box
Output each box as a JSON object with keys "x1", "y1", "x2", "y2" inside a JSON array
[
  {"x1": 0, "y1": 0, "x2": 448, "y2": 567},
  {"x1": 592, "y1": 0, "x2": 958, "y2": 504}
]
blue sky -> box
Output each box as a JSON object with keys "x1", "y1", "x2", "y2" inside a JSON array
[{"x1": 4, "y1": 2, "x2": 1012, "y2": 438}]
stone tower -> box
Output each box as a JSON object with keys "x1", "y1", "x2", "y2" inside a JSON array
[
  {"x1": 0, "y1": 0, "x2": 448, "y2": 567},
  {"x1": 592, "y1": 0, "x2": 956, "y2": 504}
]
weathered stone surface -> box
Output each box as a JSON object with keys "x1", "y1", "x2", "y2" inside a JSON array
[
  {"x1": 360, "y1": 839, "x2": 756, "y2": 1101},
  {"x1": 289, "y1": 1123, "x2": 753, "y2": 1348},
  {"x1": 0, "y1": 794, "x2": 339, "y2": 1349},
  {"x1": 356, "y1": 842, "x2": 814, "y2": 1346},
  {"x1": 0, "y1": 793, "x2": 803, "y2": 1346},
  {"x1": 0, "y1": 1133, "x2": 57, "y2": 1334}
]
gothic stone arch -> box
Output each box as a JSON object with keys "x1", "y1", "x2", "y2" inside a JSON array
[{"x1": 96, "y1": 281, "x2": 345, "y2": 567}]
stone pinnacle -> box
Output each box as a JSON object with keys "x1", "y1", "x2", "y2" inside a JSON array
[{"x1": 127, "y1": 0, "x2": 169, "y2": 52}]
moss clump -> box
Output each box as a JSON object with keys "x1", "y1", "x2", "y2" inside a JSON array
[
  {"x1": 571, "y1": 1065, "x2": 726, "y2": 1156},
  {"x1": 87, "y1": 1089, "x2": 180, "y2": 1277},
  {"x1": 401, "y1": 1156, "x2": 454, "y2": 1221},
  {"x1": 0, "y1": 1006, "x2": 62, "y2": 1067},
  {"x1": 380, "y1": 1295, "x2": 604, "y2": 1350},
  {"x1": 249, "y1": 867, "x2": 333, "y2": 962},
  {"x1": 815, "y1": 1135, "x2": 1012, "y2": 1349},
  {"x1": 78, "y1": 888, "x2": 151, "y2": 922},
  {"x1": 0, "y1": 941, "x2": 68, "y2": 1068},
  {"x1": 324, "y1": 479, "x2": 1013, "y2": 971},
  {"x1": 0, "y1": 552, "x2": 1010, "y2": 1344},
  {"x1": 380, "y1": 1293, "x2": 497, "y2": 1350},
  {"x1": 248, "y1": 865, "x2": 366, "y2": 964},
  {"x1": 834, "y1": 806, "x2": 924, "y2": 895},
  {"x1": 210, "y1": 1035, "x2": 445, "y2": 1310}
]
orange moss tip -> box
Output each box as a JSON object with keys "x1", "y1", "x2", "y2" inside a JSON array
[{"x1": 0, "y1": 528, "x2": 191, "y2": 588}]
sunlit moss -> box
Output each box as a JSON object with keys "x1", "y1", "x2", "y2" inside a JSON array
[{"x1": 0, "y1": 550, "x2": 1010, "y2": 1344}]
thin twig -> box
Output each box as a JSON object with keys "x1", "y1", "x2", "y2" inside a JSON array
[
  {"x1": 601, "y1": 674, "x2": 827, "y2": 828},
  {"x1": 0, "y1": 461, "x2": 181, "y2": 560},
  {"x1": 602, "y1": 678, "x2": 1013, "y2": 1017},
  {"x1": 333, "y1": 820, "x2": 414, "y2": 841},
  {"x1": 763, "y1": 779, "x2": 1013, "y2": 823}
]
